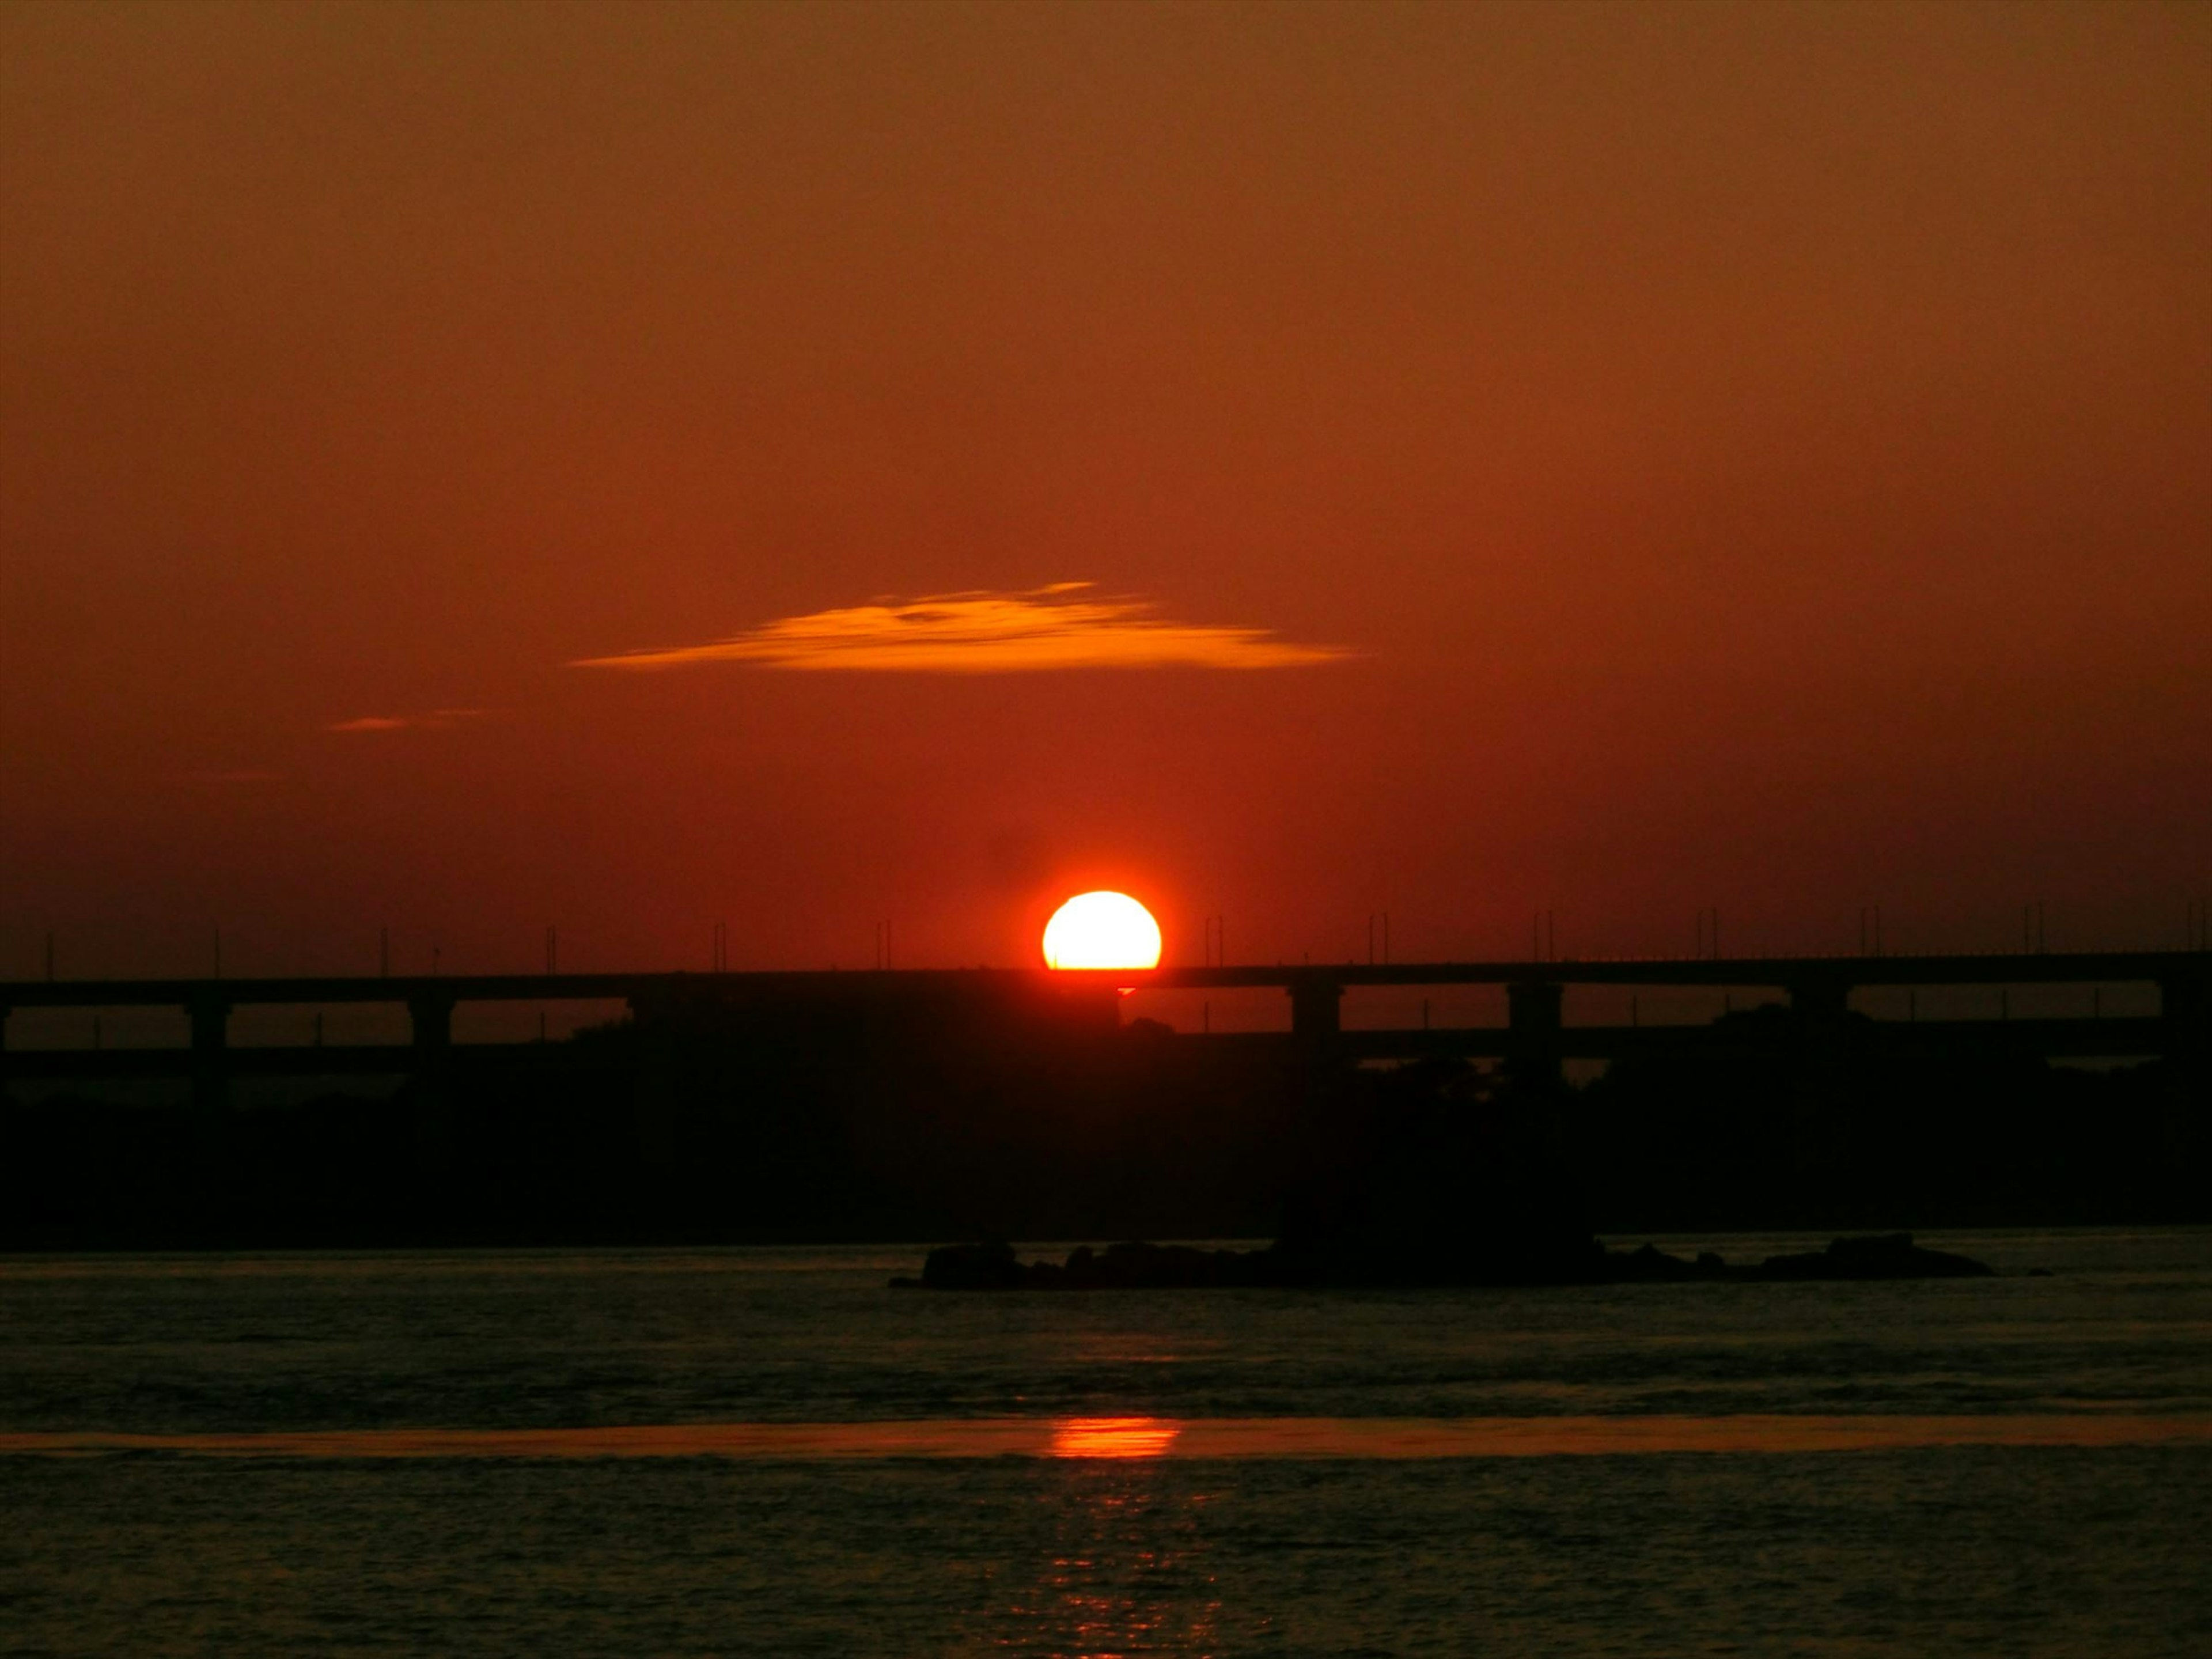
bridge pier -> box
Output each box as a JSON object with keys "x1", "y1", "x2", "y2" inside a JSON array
[
  {"x1": 407, "y1": 993, "x2": 457, "y2": 1169},
  {"x1": 408, "y1": 993, "x2": 454, "y2": 1063},
  {"x1": 1786, "y1": 975, "x2": 1852, "y2": 1028},
  {"x1": 626, "y1": 988, "x2": 697, "y2": 1176},
  {"x1": 1786, "y1": 974, "x2": 1858, "y2": 1066},
  {"x1": 187, "y1": 997, "x2": 232, "y2": 1150},
  {"x1": 1288, "y1": 976, "x2": 1343, "y2": 1050},
  {"x1": 1505, "y1": 981, "x2": 1564, "y2": 1092},
  {"x1": 1782, "y1": 974, "x2": 1858, "y2": 1180},
  {"x1": 2160, "y1": 969, "x2": 2209, "y2": 1086}
]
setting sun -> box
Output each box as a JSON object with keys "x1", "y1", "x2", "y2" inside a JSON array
[{"x1": 1041, "y1": 892, "x2": 1163, "y2": 971}]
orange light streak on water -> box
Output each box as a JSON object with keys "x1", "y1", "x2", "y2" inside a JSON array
[
  {"x1": 4, "y1": 1414, "x2": 2210, "y2": 1461},
  {"x1": 1048, "y1": 1417, "x2": 1183, "y2": 1459}
]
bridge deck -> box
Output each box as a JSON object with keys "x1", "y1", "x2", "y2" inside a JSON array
[
  {"x1": 0, "y1": 950, "x2": 2202, "y2": 1012},
  {"x1": 0, "y1": 1017, "x2": 2172, "y2": 1078}
]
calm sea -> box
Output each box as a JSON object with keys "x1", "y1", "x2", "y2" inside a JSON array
[{"x1": 3, "y1": 1228, "x2": 2209, "y2": 1656}]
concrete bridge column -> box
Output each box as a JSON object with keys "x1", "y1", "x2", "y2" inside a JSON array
[
  {"x1": 626, "y1": 990, "x2": 687, "y2": 1174},
  {"x1": 1787, "y1": 976, "x2": 1851, "y2": 1028},
  {"x1": 1783, "y1": 974, "x2": 1857, "y2": 1181},
  {"x1": 407, "y1": 994, "x2": 458, "y2": 1171},
  {"x1": 2159, "y1": 969, "x2": 2209, "y2": 1086},
  {"x1": 1505, "y1": 981, "x2": 1564, "y2": 1093},
  {"x1": 408, "y1": 994, "x2": 454, "y2": 1066},
  {"x1": 1287, "y1": 977, "x2": 1343, "y2": 1047},
  {"x1": 187, "y1": 997, "x2": 232, "y2": 1149},
  {"x1": 1786, "y1": 975, "x2": 1857, "y2": 1065}
]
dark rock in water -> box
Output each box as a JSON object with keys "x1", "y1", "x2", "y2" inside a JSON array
[
  {"x1": 910, "y1": 1237, "x2": 1303, "y2": 1290},
  {"x1": 1589, "y1": 1233, "x2": 1994, "y2": 1284},
  {"x1": 1754, "y1": 1233, "x2": 1993, "y2": 1281},
  {"x1": 1059, "y1": 1240, "x2": 1297, "y2": 1290},
  {"x1": 1607, "y1": 1242, "x2": 1700, "y2": 1281},
  {"x1": 1300, "y1": 1229, "x2": 1605, "y2": 1289},
  {"x1": 919, "y1": 1240, "x2": 1024, "y2": 1290},
  {"x1": 899, "y1": 1230, "x2": 1997, "y2": 1290}
]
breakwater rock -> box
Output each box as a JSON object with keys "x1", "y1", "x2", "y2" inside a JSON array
[
  {"x1": 902, "y1": 1240, "x2": 1305, "y2": 1291},
  {"x1": 1749, "y1": 1232, "x2": 1993, "y2": 1280},
  {"x1": 894, "y1": 1232, "x2": 1994, "y2": 1290}
]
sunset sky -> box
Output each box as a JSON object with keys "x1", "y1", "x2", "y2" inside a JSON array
[{"x1": 2, "y1": 0, "x2": 2207, "y2": 979}]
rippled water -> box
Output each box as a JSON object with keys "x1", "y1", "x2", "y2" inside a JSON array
[{"x1": 3, "y1": 1228, "x2": 2209, "y2": 1655}]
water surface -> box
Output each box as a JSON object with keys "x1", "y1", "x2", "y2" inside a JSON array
[{"x1": 3, "y1": 1228, "x2": 2207, "y2": 1654}]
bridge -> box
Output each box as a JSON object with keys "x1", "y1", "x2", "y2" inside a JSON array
[{"x1": 2, "y1": 951, "x2": 2204, "y2": 1119}]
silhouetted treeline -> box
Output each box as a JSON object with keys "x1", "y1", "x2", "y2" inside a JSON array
[
  {"x1": 0, "y1": 997, "x2": 2202, "y2": 1249},
  {"x1": 1570, "y1": 1005, "x2": 2207, "y2": 1231}
]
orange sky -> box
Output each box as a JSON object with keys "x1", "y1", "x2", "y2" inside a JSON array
[{"x1": 2, "y1": 1, "x2": 2207, "y2": 979}]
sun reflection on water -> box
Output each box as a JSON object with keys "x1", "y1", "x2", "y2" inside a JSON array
[
  {"x1": 994, "y1": 1419, "x2": 1223, "y2": 1657},
  {"x1": 1049, "y1": 1416, "x2": 1183, "y2": 1459}
]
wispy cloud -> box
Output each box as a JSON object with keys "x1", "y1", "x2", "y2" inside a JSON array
[
  {"x1": 570, "y1": 584, "x2": 1355, "y2": 673},
  {"x1": 326, "y1": 709, "x2": 492, "y2": 733}
]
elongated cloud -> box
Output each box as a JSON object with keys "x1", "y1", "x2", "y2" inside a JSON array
[
  {"x1": 571, "y1": 584, "x2": 1354, "y2": 673},
  {"x1": 327, "y1": 709, "x2": 491, "y2": 733}
]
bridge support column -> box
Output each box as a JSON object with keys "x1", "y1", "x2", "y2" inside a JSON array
[
  {"x1": 408, "y1": 994, "x2": 454, "y2": 1062},
  {"x1": 408, "y1": 994, "x2": 457, "y2": 1171},
  {"x1": 2159, "y1": 970, "x2": 2209, "y2": 1087},
  {"x1": 1288, "y1": 976, "x2": 1343, "y2": 1048},
  {"x1": 1787, "y1": 976, "x2": 1855, "y2": 1065},
  {"x1": 626, "y1": 990, "x2": 688, "y2": 1177},
  {"x1": 1506, "y1": 981, "x2": 1564, "y2": 1093},
  {"x1": 1783, "y1": 975, "x2": 1857, "y2": 1182},
  {"x1": 187, "y1": 997, "x2": 232, "y2": 1151}
]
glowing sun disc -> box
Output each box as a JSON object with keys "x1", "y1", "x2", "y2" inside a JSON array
[{"x1": 1041, "y1": 891, "x2": 1162, "y2": 971}]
